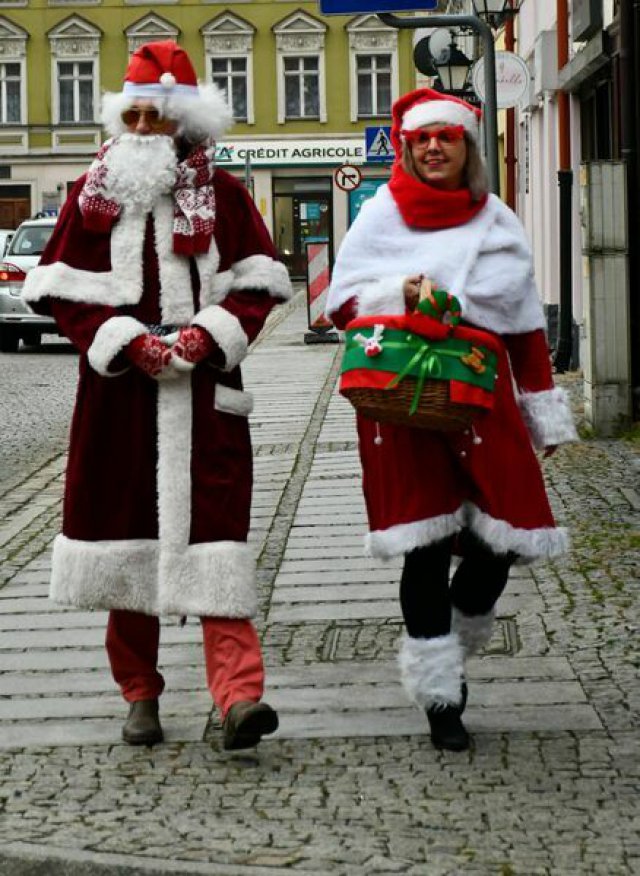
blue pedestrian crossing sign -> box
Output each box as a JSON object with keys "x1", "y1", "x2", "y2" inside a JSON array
[
  {"x1": 365, "y1": 126, "x2": 393, "y2": 163},
  {"x1": 320, "y1": 0, "x2": 437, "y2": 13}
]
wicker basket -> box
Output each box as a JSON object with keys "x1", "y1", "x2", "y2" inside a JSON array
[{"x1": 342, "y1": 380, "x2": 478, "y2": 431}]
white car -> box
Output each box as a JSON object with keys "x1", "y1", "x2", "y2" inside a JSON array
[{"x1": 0, "y1": 216, "x2": 59, "y2": 352}]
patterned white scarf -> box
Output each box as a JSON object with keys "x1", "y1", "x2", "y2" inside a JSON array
[{"x1": 79, "y1": 134, "x2": 216, "y2": 256}]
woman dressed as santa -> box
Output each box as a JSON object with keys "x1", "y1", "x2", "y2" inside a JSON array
[{"x1": 326, "y1": 89, "x2": 577, "y2": 752}]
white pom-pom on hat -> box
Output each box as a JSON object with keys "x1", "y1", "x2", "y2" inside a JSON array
[{"x1": 160, "y1": 72, "x2": 176, "y2": 89}]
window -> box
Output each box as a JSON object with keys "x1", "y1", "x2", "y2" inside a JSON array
[
  {"x1": 212, "y1": 57, "x2": 248, "y2": 121},
  {"x1": 346, "y1": 14, "x2": 398, "y2": 123},
  {"x1": 202, "y1": 13, "x2": 255, "y2": 126},
  {"x1": 48, "y1": 15, "x2": 101, "y2": 132},
  {"x1": 356, "y1": 54, "x2": 391, "y2": 117},
  {"x1": 58, "y1": 61, "x2": 94, "y2": 123},
  {"x1": 0, "y1": 62, "x2": 20, "y2": 124},
  {"x1": 284, "y1": 56, "x2": 319, "y2": 119},
  {"x1": 274, "y1": 11, "x2": 326, "y2": 124}
]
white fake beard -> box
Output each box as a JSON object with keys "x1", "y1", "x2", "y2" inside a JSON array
[{"x1": 103, "y1": 133, "x2": 178, "y2": 212}]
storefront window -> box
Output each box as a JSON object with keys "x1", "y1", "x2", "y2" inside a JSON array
[{"x1": 273, "y1": 177, "x2": 331, "y2": 278}]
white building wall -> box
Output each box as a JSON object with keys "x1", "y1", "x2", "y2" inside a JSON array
[{"x1": 515, "y1": 0, "x2": 584, "y2": 343}]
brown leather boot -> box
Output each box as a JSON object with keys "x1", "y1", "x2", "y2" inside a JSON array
[
  {"x1": 222, "y1": 701, "x2": 279, "y2": 751},
  {"x1": 122, "y1": 698, "x2": 163, "y2": 746}
]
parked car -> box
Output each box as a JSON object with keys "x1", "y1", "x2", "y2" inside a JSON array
[{"x1": 0, "y1": 217, "x2": 59, "y2": 353}]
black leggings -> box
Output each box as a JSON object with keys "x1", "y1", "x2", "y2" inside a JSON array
[{"x1": 400, "y1": 535, "x2": 513, "y2": 639}]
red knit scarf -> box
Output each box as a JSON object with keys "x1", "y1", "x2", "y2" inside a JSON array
[
  {"x1": 79, "y1": 139, "x2": 216, "y2": 256},
  {"x1": 388, "y1": 160, "x2": 488, "y2": 230}
]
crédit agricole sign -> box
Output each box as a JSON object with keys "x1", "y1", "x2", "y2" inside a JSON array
[{"x1": 215, "y1": 139, "x2": 366, "y2": 166}]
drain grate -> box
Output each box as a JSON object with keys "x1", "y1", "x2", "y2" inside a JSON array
[
  {"x1": 319, "y1": 620, "x2": 403, "y2": 662},
  {"x1": 318, "y1": 616, "x2": 520, "y2": 663}
]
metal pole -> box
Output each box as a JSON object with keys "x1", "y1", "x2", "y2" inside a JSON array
[
  {"x1": 244, "y1": 153, "x2": 252, "y2": 194},
  {"x1": 378, "y1": 12, "x2": 500, "y2": 194},
  {"x1": 504, "y1": 0, "x2": 516, "y2": 209}
]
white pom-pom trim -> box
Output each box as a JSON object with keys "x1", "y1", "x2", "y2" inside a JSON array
[{"x1": 160, "y1": 72, "x2": 176, "y2": 89}]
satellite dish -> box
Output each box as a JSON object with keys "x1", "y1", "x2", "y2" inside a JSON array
[
  {"x1": 413, "y1": 37, "x2": 437, "y2": 77},
  {"x1": 429, "y1": 29, "x2": 452, "y2": 64}
]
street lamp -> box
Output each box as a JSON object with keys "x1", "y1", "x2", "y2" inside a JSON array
[
  {"x1": 433, "y1": 37, "x2": 473, "y2": 93},
  {"x1": 471, "y1": 0, "x2": 522, "y2": 30}
]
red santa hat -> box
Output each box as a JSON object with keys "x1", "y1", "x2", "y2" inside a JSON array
[
  {"x1": 101, "y1": 40, "x2": 232, "y2": 142},
  {"x1": 391, "y1": 88, "x2": 482, "y2": 156},
  {"x1": 123, "y1": 41, "x2": 199, "y2": 99}
]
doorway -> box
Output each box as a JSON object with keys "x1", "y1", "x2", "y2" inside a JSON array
[
  {"x1": 0, "y1": 185, "x2": 31, "y2": 228},
  {"x1": 273, "y1": 177, "x2": 332, "y2": 278}
]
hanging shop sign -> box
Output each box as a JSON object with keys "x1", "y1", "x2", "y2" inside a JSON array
[
  {"x1": 215, "y1": 138, "x2": 365, "y2": 167},
  {"x1": 471, "y1": 51, "x2": 531, "y2": 109}
]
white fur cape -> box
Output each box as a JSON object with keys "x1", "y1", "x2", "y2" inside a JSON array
[{"x1": 326, "y1": 186, "x2": 546, "y2": 336}]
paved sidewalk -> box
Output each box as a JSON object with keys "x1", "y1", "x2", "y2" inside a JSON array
[{"x1": 0, "y1": 295, "x2": 639, "y2": 875}]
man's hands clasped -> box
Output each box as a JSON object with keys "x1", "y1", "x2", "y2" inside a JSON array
[{"x1": 126, "y1": 326, "x2": 215, "y2": 380}]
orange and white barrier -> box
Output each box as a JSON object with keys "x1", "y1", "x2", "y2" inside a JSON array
[{"x1": 306, "y1": 242, "x2": 332, "y2": 332}]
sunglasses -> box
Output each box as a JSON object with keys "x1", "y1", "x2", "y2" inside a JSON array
[
  {"x1": 401, "y1": 125, "x2": 466, "y2": 146},
  {"x1": 121, "y1": 107, "x2": 169, "y2": 130}
]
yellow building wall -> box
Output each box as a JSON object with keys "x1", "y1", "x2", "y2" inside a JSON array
[{"x1": 5, "y1": 1, "x2": 415, "y2": 135}]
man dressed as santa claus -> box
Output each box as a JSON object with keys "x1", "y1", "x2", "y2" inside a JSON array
[{"x1": 23, "y1": 41, "x2": 292, "y2": 750}]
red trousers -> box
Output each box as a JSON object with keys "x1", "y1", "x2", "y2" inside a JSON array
[{"x1": 105, "y1": 610, "x2": 265, "y2": 718}]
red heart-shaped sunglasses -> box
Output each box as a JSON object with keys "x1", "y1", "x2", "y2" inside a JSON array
[{"x1": 401, "y1": 125, "x2": 466, "y2": 146}]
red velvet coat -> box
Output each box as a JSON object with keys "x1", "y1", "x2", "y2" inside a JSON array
[
  {"x1": 23, "y1": 170, "x2": 292, "y2": 617},
  {"x1": 326, "y1": 188, "x2": 578, "y2": 563},
  {"x1": 332, "y1": 299, "x2": 574, "y2": 563}
]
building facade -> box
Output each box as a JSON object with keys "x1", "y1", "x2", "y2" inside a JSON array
[
  {"x1": 509, "y1": 0, "x2": 639, "y2": 429},
  {"x1": 0, "y1": 0, "x2": 421, "y2": 275}
]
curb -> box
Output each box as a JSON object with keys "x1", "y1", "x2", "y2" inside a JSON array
[{"x1": 0, "y1": 843, "x2": 323, "y2": 876}]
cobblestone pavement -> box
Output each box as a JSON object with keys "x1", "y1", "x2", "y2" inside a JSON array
[{"x1": 0, "y1": 296, "x2": 638, "y2": 875}]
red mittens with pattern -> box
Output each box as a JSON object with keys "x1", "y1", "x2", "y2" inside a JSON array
[
  {"x1": 172, "y1": 326, "x2": 215, "y2": 366},
  {"x1": 125, "y1": 334, "x2": 174, "y2": 379}
]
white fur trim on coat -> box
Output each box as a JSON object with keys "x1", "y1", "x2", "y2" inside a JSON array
[
  {"x1": 402, "y1": 100, "x2": 479, "y2": 141},
  {"x1": 23, "y1": 261, "x2": 114, "y2": 306},
  {"x1": 465, "y1": 503, "x2": 569, "y2": 563},
  {"x1": 214, "y1": 384, "x2": 254, "y2": 417},
  {"x1": 451, "y1": 607, "x2": 495, "y2": 658},
  {"x1": 398, "y1": 633, "x2": 465, "y2": 710},
  {"x1": 356, "y1": 274, "x2": 406, "y2": 317},
  {"x1": 518, "y1": 386, "x2": 578, "y2": 449},
  {"x1": 192, "y1": 305, "x2": 248, "y2": 372},
  {"x1": 366, "y1": 512, "x2": 460, "y2": 560},
  {"x1": 231, "y1": 254, "x2": 293, "y2": 300},
  {"x1": 153, "y1": 197, "x2": 197, "y2": 325},
  {"x1": 365, "y1": 502, "x2": 569, "y2": 563},
  {"x1": 22, "y1": 209, "x2": 147, "y2": 308},
  {"x1": 195, "y1": 254, "x2": 226, "y2": 308},
  {"x1": 50, "y1": 534, "x2": 257, "y2": 617},
  {"x1": 87, "y1": 315, "x2": 148, "y2": 376}
]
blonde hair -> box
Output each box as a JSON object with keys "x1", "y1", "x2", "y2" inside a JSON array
[{"x1": 401, "y1": 133, "x2": 489, "y2": 201}]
